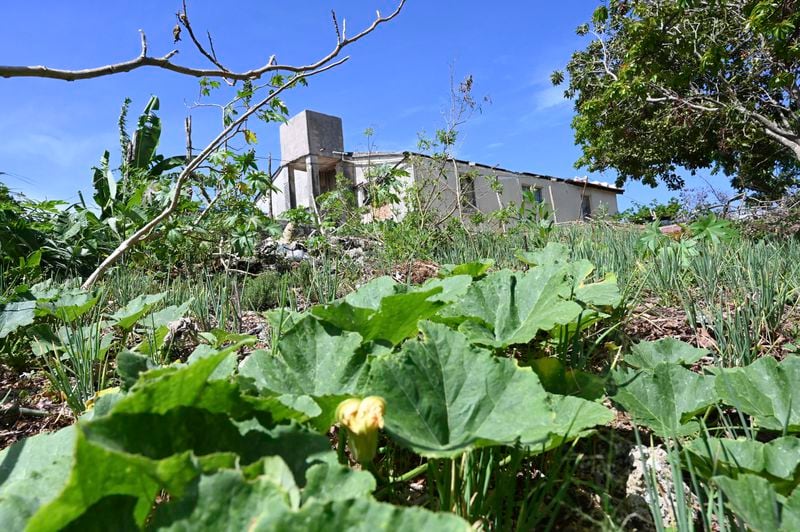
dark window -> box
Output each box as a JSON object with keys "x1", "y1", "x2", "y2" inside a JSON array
[
  {"x1": 581, "y1": 195, "x2": 591, "y2": 219},
  {"x1": 523, "y1": 185, "x2": 543, "y2": 204},
  {"x1": 319, "y1": 168, "x2": 337, "y2": 195},
  {"x1": 459, "y1": 174, "x2": 477, "y2": 212}
]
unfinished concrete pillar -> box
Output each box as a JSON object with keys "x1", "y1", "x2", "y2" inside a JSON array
[
  {"x1": 304, "y1": 154, "x2": 320, "y2": 201},
  {"x1": 285, "y1": 166, "x2": 297, "y2": 209}
]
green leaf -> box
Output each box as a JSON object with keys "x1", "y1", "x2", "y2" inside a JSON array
[
  {"x1": 420, "y1": 275, "x2": 473, "y2": 303},
  {"x1": 439, "y1": 259, "x2": 494, "y2": 278},
  {"x1": 689, "y1": 213, "x2": 738, "y2": 245},
  {"x1": 715, "y1": 356, "x2": 800, "y2": 433},
  {"x1": 342, "y1": 276, "x2": 399, "y2": 310},
  {"x1": 108, "y1": 292, "x2": 166, "y2": 331},
  {"x1": 141, "y1": 300, "x2": 193, "y2": 329},
  {"x1": 91, "y1": 151, "x2": 112, "y2": 212},
  {"x1": 312, "y1": 282, "x2": 443, "y2": 346},
  {"x1": 28, "y1": 429, "x2": 192, "y2": 531},
  {"x1": 686, "y1": 436, "x2": 800, "y2": 489},
  {"x1": 240, "y1": 315, "x2": 367, "y2": 396},
  {"x1": 367, "y1": 322, "x2": 612, "y2": 457},
  {"x1": 530, "y1": 357, "x2": 606, "y2": 400},
  {"x1": 117, "y1": 349, "x2": 154, "y2": 390},
  {"x1": 197, "y1": 328, "x2": 256, "y2": 348},
  {"x1": 0, "y1": 299, "x2": 36, "y2": 339},
  {"x1": 251, "y1": 497, "x2": 472, "y2": 531},
  {"x1": 43, "y1": 290, "x2": 98, "y2": 322},
  {"x1": 612, "y1": 363, "x2": 717, "y2": 437},
  {"x1": 300, "y1": 459, "x2": 376, "y2": 504},
  {"x1": 131, "y1": 96, "x2": 161, "y2": 171},
  {"x1": 0, "y1": 426, "x2": 77, "y2": 529},
  {"x1": 572, "y1": 265, "x2": 622, "y2": 308},
  {"x1": 186, "y1": 344, "x2": 238, "y2": 380},
  {"x1": 714, "y1": 474, "x2": 800, "y2": 531},
  {"x1": 150, "y1": 467, "x2": 297, "y2": 530},
  {"x1": 440, "y1": 266, "x2": 582, "y2": 348},
  {"x1": 625, "y1": 338, "x2": 708, "y2": 370},
  {"x1": 517, "y1": 242, "x2": 570, "y2": 266},
  {"x1": 27, "y1": 352, "x2": 332, "y2": 529}
]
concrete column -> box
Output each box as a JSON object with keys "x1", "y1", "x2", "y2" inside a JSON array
[
  {"x1": 286, "y1": 166, "x2": 297, "y2": 209},
  {"x1": 305, "y1": 155, "x2": 320, "y2": 199}
]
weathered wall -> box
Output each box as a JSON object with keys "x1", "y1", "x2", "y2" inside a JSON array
[
  {"x1": 350, "y1": 154, "x2": 412, "y2": 220},
  {"x1": 407, "y1": 159, "x2": 619, "y2": 222},
  {"x1": 264, "y1": 155, "x2": 620, "y2": 222},
  {"x1": 279, "y1": 110, "x2": 344, "y2": 163}
]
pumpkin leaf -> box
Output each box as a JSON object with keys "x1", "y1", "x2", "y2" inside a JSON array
[
  {"x1": 367, "y1": 322, "x2": 612, "y2": 457},
  {"x1": 612, "y1": 363, "x2": 717, "y2": 437}
]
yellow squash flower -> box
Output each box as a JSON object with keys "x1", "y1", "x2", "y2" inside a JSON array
[{"x1": 336, "y1": 396, "x2": 386, "y2": 464}]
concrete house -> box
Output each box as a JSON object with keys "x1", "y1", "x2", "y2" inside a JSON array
[{"x1": 264, "y1": 110, "x2": 623, "y2": 222}]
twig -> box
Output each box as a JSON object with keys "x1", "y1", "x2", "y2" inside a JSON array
[
  {"x1": 0, "y1": 1, "x2": 406, "y2": 82},
  {"x1": 178, "y1": 0, "x2": 234, "y2": 84}
]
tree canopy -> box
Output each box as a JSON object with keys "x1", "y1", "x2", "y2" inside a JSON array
[{"x1": 555, "y1": 0, "x2": 800, "y2": 197}]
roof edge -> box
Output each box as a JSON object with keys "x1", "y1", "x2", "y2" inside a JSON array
[{"x1": 347, "y1": 151, "x2": 623, "y2": 193}]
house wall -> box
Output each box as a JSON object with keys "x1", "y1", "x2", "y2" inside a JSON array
[
  {"x1": 350, "y1": 154, "x2": 413, "y2": 220},
  {"x1": 407, "y1": 159, "x2": 619, "y2": 223},
  {"x1": 264, "y1": 154, "x2": 620, "y2": 222}
]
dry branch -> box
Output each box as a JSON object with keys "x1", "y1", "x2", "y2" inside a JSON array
[{"x1": 0, "y1": 1, "x2": 406, "y2": 82}]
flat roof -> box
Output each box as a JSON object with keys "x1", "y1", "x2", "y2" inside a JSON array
[{"x1": 348, "y1": 151, "x2": 623, "y2": 193}]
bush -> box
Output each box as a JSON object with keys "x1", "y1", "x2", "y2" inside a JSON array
[{"x1": 240, "y1": 271, "x2": 282, "y2": 311}]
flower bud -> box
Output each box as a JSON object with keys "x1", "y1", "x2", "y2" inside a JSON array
[{"x1": 336, "y1": 396, "x2": 386, "y2": 464}]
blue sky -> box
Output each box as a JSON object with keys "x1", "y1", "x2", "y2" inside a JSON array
[{"x1": 0, "y1": 1, "x2": 734, "y2": 211}]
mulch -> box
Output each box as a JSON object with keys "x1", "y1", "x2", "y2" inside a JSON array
[{"x1": 0, "y1": 367, "x2": 74, "y2": 450}]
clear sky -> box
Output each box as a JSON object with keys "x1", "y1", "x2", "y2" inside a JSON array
[{"x1": 0, "y1": 1, "x2": 734, "y2": 211}]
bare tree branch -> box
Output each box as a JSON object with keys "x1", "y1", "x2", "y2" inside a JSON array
[
  {"x1": 178, "y1": 0, "x2": 234, "y2": 83},
  {"x1": 0, "y1": 0, "x2": 406, "y2": 82}
]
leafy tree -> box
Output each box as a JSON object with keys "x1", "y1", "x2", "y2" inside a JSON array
[
  {"x1": 619, "y1": 198, "x2": 682, "y2": 223},
  {"x1": 555, "y1": 0, "x2": 800, "y2": 197}
]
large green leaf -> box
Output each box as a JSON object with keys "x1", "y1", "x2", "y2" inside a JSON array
[
  {"x1": 439, "y1": 259, "x2": 494, "y2": 279},
  {"x1": 0, "y1": 299, "x2": 35, "y2": 339},
  {"x1": 439, "y1": 266, "x2": 583, "y2": 348},
  {"x1": 131, "y1": 95, "x2": 161, "y2": 171},
  {"x1": 625, "y1": 338, "x2": 708, "y2": 370},
  {"x1": 240, "y1": 315, "x2": 366, "y2": 396},
  {"x1": 312, "y1": 280, "x2": 443, "y2": 346},
  {"x1": 341, "y1": 276, "x2": 399, "y2": 310},
  {"x1": 251, "y1": 497, "x2": 472, "y2": 531},
  {"x1": 151, "y1": 467, "x2": 293, "y2": 530},
  {"x1": 571, "y1": 264, "x2": 622, "y2": 307},
  {"x1": 108, "y1": 292, "x2": 167, "y2": 331},
  {"x1": 517, "y1": 242, "x2": 570, "y2": 266},
  {"x1": 367, "y1": 322, "x2": 612, "y2": 457},
  {"x1": 686, "y1": 436, "x2": 800, "y2": 490},
  {"x1": 91, "y1": 150, "x2": 116, "y2": 216},
  {"x1": 612, "y1": 363, "x2": 717, "y2": 437},
  {"x1": 715, "y1": 356, "x2": 800, "y2": 433},
  {"x1": 421, "y1": 275, "x2": 473, "y2": 303},
  {"x1": 0, "y1": 426, "x2": 76, "y2": 529},
  {"x1": 715, "y1": 474, "x2": 800, "y2": 531},
  {"x1": 530, "y1": 357, "x2": 606, "y2": 400},
  {"x1": 28, "y1": 429, "x2": 194, "y2": 531},
  {"x1": 41, "y1": 289, "x2": 98, "y2": 322},
  {"x1": 152, "y1": 455, "x2": 377, "y2": 529},
  {"x1": 26, "y1": 351, "x2": 332, "y2": 530}
]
